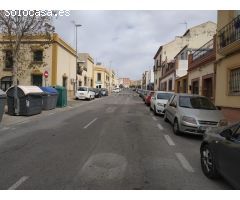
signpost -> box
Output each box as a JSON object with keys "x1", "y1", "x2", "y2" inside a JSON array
[{"x1": 44, "y1": 71, "x2": 48, "y2": 86}]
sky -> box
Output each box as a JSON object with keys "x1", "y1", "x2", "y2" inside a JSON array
[{"x1": 54, "y1": 10, "x2": 217, "y2": 80}]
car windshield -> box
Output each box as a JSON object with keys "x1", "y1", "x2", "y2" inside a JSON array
[
  {"x1": 78, "y1": 87, "x2": 88, "y2": 91},
  {"x1": 179, "y1": 96, "x2": 217, "y2": 110},
  {"x1": 157, "y1": 93, "x2": 173, "y2": 100}
]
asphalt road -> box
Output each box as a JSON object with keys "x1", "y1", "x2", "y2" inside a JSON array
[{"x1": 0, "y1": 90, "x2": 232, "y2": 189}]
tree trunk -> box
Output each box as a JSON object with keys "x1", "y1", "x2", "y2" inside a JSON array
[{"x1": 12, "y1": 53, "x2": 20, "y2": 115}]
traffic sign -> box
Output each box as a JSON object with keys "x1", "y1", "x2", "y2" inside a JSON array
[{"x1": 44, "y1": 71, "x2": 49, "y2": 78}]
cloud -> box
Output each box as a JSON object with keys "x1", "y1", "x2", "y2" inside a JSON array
[{"x1": 54, "y1": 10, "x2": 217, "y2": 80}]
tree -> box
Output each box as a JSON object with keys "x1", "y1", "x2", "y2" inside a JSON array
[{"x1": 0, "y1": 10, "x2": 55, "y2": 115}]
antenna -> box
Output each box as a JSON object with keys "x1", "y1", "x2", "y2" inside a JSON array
[{"x1": 180, "y1": 21, "x2": 188, "y2": 31}]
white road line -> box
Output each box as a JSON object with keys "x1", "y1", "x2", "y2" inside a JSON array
[
  {"x1": 1, "y1": 127, "x2": 10, "y2": 131},
  {"x1": 8, "y1": 176, "x2": 29, "y2": 190},
  {"x1": 175, "y1": 153, "x2": 195, "y2": 173},
  {"x1": 152, "y1": 116, "x2": 157, "y2": 121},
  {"x1": 16, "y1": 121, "x2": 29, "y2": 126},
  {"x1": 157, "y1": 123, "x2": 164, "y2": 130},
  {"x1": 48, "y1": 112, "x2": 55, "y2": 116},
  {"x1": 164, "y1": 134, "x2": 175, "y2": 146},
  {"x1": 83, "y1": 118, "x2": 98, "y2": 129}
]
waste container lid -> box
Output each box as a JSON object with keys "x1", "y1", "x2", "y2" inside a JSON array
[
  {"x1": 0, "y1": 89, "x2": 6, "y2": 98},
  {"x1": 7, "y1": 86, "x2": 43, "y2": 95},
  {"x1": 40, "y1": 87, "x2": 58, "y2": 94}
]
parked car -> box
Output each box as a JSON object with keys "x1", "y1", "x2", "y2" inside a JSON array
[
  {"x1": 100, "y1": 88, "x2": 108, "y2": 96},
  {"x1": 200, "y1": 122, "x2": 240, "y2": 189},
  {"x1": 164, "y1": 94, "x2": 228, "y2": 135},
  {"x1": 150, "y1": 91, "x2": 173, "y2": 115},
  {"x1": 93, "y1": 88, "x2": 102, "y2": 98},
  {"x1": 145, "y1": 91, "x2": 155, "y2": 106},
  {"x1": 112, "y1": 88, "x2": 120, "y2": 93},
  {"x1": 142, "y1": 90, "x2": 148, "y2": 101},
  {"x1": 75, "y1": 86, "x2": 95, "y2": 100}
]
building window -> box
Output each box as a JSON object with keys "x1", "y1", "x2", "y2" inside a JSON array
[
  {"x1": 229, "y1": 67, "x2": 240, "y2": 95},
  {"x1": 84, "y1": 76, "x2": 87, "y2": 86},
  {"x1": 0, "y1": 76, "x2": 12, "y2": 91},
  {"x1": 168, "y1": 79, "x2": 172, "y2": 91},
  {"x1": 32, "y1": 74, "x2": 42, "y2": 86},
  {"x1": 91, "y1": 79, "x2": 93, "y2": 87},
  {"x1": 5, "y1": 50, "x2": 13, "y2": 69},
  {"x1": 97, "y1": 73, "x2": 101, "y2": 82},
  {"x1": 33, "y1": 50, "x2": 43, "y2": 62}
]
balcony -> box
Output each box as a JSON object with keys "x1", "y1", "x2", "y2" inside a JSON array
[
  {"x1": 218, "y1": 14, "x2": 240, "y2": 55},
  {"x1": 188, "y1": 39, "x2": 216, "y2": 71}
]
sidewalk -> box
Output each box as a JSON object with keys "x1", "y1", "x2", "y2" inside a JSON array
[{"x1": 0, "y1": 98, "x2": 84, "y2": 127}]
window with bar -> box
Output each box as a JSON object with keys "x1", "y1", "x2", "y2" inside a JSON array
[{"x1": 229, "y1": 67, "x2": 240, "y2": 95}]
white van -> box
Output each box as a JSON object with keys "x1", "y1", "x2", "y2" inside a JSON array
[{"x1": 75, "y1": 87, "x2": 95, "y2": 100}]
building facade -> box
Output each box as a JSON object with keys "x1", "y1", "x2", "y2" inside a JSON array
[
  {"x1": 118, "y1": 78, "x2": 131, "y2": 88},
  {"x1": 215, "y1": 10, "x2": 240, "y2": 123},
  {"x1": 153, "y1": 21, "x2": 216, "y2": 91},
  {"x1": 77, "y1": 53, "x2": 94, "y2": 88},
  {"x1": 93, "y1": 63, "x2": 110, "y2": 90},
  {"x1": 0, "y1": 33, "x2": 77, "y2": 97}
]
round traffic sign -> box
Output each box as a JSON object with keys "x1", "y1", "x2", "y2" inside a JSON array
[{"x1": 44, "y1": 71, "x2": 49, "y2": 78}]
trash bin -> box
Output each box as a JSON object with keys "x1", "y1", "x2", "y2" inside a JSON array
[
  {"x1": 54, "y1": 86, "x2": 67, "y2": 107},
  {"x1": 0, "y1": 89, "x2": 6, "y2": 123},
  {"x1": 40, "y1": 87, "x2": 59, "y2": 110},
  {"x1": 6, "y1": 86, "x2": 44, "y2": 116}
]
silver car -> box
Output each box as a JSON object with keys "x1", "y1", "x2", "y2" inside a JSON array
[{"x1": 164, "y1": 94, "x2": 228, "y2": 135}]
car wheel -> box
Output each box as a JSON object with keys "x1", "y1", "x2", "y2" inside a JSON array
[
  {"x1": 173, "y1": 119, "x2": 181, "y2": 135},
  {"x1": 164, "y1": 112, "x2": 169, "y2": 122},
  {"x1": 200, "y1": 144, "x2": 220, "y2": 179}
]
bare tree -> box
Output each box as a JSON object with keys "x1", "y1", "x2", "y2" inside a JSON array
[{"x1": 0, "y1": 10, "x2": 55, "y2": 115}]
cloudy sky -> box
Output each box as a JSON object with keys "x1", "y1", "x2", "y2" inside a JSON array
[{"x1": 54, "y1": 11, "x2": 217, "y2": 80}]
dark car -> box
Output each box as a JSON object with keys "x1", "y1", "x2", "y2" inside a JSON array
[
  {"x1": 100, "y1": 88, "x2": 108, "y2": 96},
  {"x1": 200, "y1": 122, "x2": 240, "y2": 189},
  {"x1": 93, "y1": 88, "x2": 102, "y2": 98}
]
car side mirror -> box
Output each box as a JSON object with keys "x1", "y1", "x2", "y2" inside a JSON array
[{"x1": 220, "y1": 129, "x2": 233, "y2": 140}]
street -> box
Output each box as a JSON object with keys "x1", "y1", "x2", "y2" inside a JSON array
[{"x1": 0, "y1": 90, "x2": 232, "y2": 189}]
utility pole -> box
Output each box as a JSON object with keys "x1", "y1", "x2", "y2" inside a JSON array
[{"x1": 72, "y1": 21, "x2": 82, "y2": 93}]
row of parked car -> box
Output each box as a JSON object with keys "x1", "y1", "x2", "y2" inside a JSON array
[
  {"x1": 75, "y1": 87, "x2": 109, "y2": 100},
  {"x1": 136, "y1": 88, "x2": 240, "y2": 189}
]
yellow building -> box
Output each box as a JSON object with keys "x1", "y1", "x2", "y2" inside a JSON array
[
  {"x1": 215, "y1": 11, "x2": 240, "y2": 123},
  {"x1": 93, "y1": 63, "x2": 110, "y2": 90},
  {"x1": 0, "y1": 33, "x2": 77, "y2": 97}
]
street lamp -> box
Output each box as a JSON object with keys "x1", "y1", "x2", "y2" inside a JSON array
[{"x1": 74, "y1": 23, "x2": 82, "y2": 93}]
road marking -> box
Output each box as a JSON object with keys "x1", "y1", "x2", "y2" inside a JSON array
[
  {"x1": 152, "y1": 116, "x2": 157, "y2": 121},
  {"x1": 48, "y1": 112, "x2": 55, "y2": 116},
  {"x1": 8, "y1": 176, "x2": 29, "y2": 190},
  {"x1": 175, "y1": 153, "x2": 195, "y2": 173},
  {"x1": 164, "y1": 134, "x2": 175, "y2": 146},
  {"x1": 83, "y1": 118, "x2": 98, "y2": 129},
  {"x1": 157, "y1": 123, "x2": 164, "y2": 130},
  {"x1": 16, "y1": 121, "x2": 29, "y2": 126},
  {"x1": 0, "y1": 127, "x2": 10, "y2": 131}
]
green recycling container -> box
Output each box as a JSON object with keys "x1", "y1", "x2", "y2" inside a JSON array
[{"x1": 54, "y1": 86, "x2": 67, "y2": 107}]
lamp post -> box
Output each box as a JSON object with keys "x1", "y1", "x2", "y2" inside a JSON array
[{"x1": 74, "y1": 24, "x2": 82, "y2": 93}]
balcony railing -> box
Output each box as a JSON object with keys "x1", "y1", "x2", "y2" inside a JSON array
[
  {"x1": 192, "y1": 39, "x2": 214, "y2": 61},
  {"x1": 218, "y1": 14, "x2": 240, "y2": 49}
]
